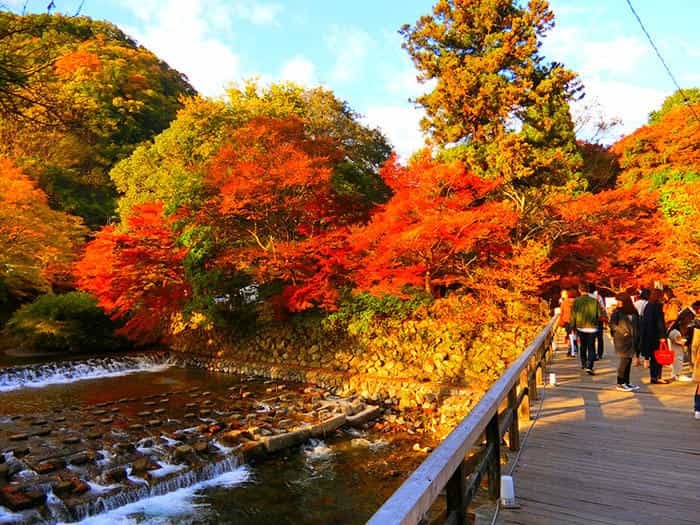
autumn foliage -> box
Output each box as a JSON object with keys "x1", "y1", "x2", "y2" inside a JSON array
[
  {"x1": 352, "y1": 154, "x2": 518, "y2": 296},
  {"x1": 0, "y1": 157, "x2": 86, "y2": 298},
  {"x1": 75, "y1": 202, "x2": 190, "y2": 343}
]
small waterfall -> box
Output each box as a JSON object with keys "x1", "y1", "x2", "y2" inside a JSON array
[
  {"x1": 0, "y1": 354, "x2": 175, "y2": 392},
  {"x1": 70, "y1": 455, "x2": 241, "y2": 523}
]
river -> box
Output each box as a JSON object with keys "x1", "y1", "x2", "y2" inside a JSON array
[{"x1": 0, "y1": 352, "x2": 431, "y2": 524}]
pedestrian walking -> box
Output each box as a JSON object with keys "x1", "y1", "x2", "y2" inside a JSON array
[
  {"x1": 609, "y1": 292, "x2": 641, "y2": 392},
  {"x1": 572, "y1": 282, "x2": 605, "y2": 375}
]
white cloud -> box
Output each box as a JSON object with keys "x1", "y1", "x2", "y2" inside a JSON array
[
  {"x1": 326, "y1": 25, "x2": 371, "y2": 84},
  {"x1": 579, "y1": 37, "x2": 648, "y2": 76},
  {"x1": 363, "y1": 105, "x2": 427, "y2": 160},
  {"x1": 280, "y1": 56, "x2": 317, "y2": 86},
  {"x1": 118, "y1": 0, "x2": 241, "y2": 97},
  {"x1": 233, "y1": 2, "x2": 284, "y2": 26}
]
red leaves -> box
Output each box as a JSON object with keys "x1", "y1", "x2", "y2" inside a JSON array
[
  {"x1": 351, "y1": 153, "x2": 517, "y2": 296},
  {"x1": 75, "y1": 202, "x2": 189, "y2": 344}
]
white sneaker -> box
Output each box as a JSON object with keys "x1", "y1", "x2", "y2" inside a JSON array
[
  {"x1": 678, "y1": 375, "x2": 693, "y2": 382},
  {"x1": 694, "y1": 411, "x2": 700, "y2": 420},
  {"x1": 625, "y1": 383, "x2": 640, "y2": 391}
]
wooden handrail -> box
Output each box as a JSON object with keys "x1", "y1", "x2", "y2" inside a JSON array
[{"x1": 367, "y1": 316, "x2": 558, "y2": 525}]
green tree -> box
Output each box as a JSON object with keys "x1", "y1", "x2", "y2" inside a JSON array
[
  {"x1": 649, "y1": 88, "x2": 700, "y2": 125},
  {"x1": 402, "y1": 0, "x2": 582, "y2": 212}
]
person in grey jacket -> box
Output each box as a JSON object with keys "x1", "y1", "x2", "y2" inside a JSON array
[{"x1": 609, "y1": 292, "x2": 641, "y2": 392}]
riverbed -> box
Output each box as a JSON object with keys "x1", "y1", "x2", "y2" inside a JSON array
[{"x1": 0, "y1": 353, "x2": 433, "y2": 524}]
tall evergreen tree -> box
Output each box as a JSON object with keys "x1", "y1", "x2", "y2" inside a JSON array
[{"x1": 401, "y1": 0, "x2": 583, "y2": 212}]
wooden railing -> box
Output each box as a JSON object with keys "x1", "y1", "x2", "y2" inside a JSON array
[{"x1": 367, "y1": 316, "x2": 558, "y2": 525}]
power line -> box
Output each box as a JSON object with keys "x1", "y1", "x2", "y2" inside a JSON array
[{"x1": 625, "y1": 0, "x2": 700, "y2": 123}]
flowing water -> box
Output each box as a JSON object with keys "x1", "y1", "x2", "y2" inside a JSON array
[{"x1": 0, "y1": 353, "x2": 430, "y2": 524}]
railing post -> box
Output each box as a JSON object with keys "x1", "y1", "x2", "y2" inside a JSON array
[
  {"x1": 507, "y1": 385, "x2": 520, "y2": 451},
  {"x1": 519, "y1": 369, "x2": 530, "y2": 421},
  {"x1": 486, "y1": 414, "x2": 501, "y2": 500},
  {"x1": 528, "y1": 360, "x2": 538, "y2": 401},
  {"x1": 446, "y1": 459, "x2": 467, "y2": 525}
]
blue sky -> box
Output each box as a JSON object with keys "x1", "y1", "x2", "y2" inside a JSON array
[{"x1": 5, "y1": 0, "x2": 700, "y2": 156}]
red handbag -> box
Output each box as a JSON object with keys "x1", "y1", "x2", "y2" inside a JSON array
[{"x1": 654, "y1": 340, "x2": 674, "y2": 366}]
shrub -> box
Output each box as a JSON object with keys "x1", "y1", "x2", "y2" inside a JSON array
[{"x1": 3, "y1": 292, "x2": 128, "y2": 353}]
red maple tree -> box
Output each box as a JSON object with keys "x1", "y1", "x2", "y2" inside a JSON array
[{"x1": 75, "y1": 202, "x2": 190, "y2": 343}]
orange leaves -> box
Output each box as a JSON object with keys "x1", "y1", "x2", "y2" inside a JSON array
[
  {"x1": 351, "y1": 154, "x2": 518, "y2": 296},
  {"x1": 206, "y1": 117, "x2": 338, "y2": 232},
  {"x1": 75, "y1": 202, "x2": 189, "y2": 343},
  {"x1": 612, "y1": 103, "x2": 700, "y2": 183},
  {"x1": 0, "y1": 157, "x2": 86, "y2": 297},
  {"x1": 54, "y1": 49, "x2": 101, "y2": 77}
]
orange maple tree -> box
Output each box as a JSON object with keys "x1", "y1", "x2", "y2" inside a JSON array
[
  {"x1": 0, "y1": 157, "x2": 85, "y2": 298},
  {"x1": 75, "y1": 202, "x2": 190, "y2": 343},
  {"x1": 612, "y1": 103, "x2": 700, "y2": 184},
  {"x1": 351, "y1": 153, "x2": 519, "y2": 297},
  {"x1": 548, "y1": 185, "x2": 675, "y2": 292},
  {"x1": 199, "y1": 116, "x2": 355, "y2": 312}
]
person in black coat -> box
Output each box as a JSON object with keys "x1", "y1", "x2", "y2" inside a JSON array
[
  {"x1": 609, "y1": 292, "x2": 641, "y2": 391},
  {"x1": 640, "y1": 288, "x2": 667, "y2": 384}
]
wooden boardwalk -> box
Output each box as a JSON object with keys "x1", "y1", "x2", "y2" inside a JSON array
[{"x1": 495, "y1": 335, "x2": 700, "y2": 525}]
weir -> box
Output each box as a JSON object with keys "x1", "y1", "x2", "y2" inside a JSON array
[
  {"x1": 0, "y1": 354, "x2": 174, "y2": 392},
  {"x1": 0, "y1": 354, "x2": 389, "y2": 523}
]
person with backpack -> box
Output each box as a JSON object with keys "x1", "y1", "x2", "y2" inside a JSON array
[
  {"x1": 609, "y1": 292, "x2": 641, "y2": 392},
  {"x1": 572, "y1": 282, "x2": 605, "y2": 375}
]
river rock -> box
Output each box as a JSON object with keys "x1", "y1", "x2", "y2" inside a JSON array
[
  {"x1": 131, "y1": 456, "x2": 156, "y2": 474},
  {"x1": 87, "y1": 431, "x2": 103, "y2": 440},
  {"x1": 0, "y1": 464, "x2": 9, "y2": 483},
  {"x1": 62, "y1": 436, "x2": 81, "y2": 445},
  {"x1": 193, "y1": 441, "x2": 210, "y2": 454},
  {"x1": 137, "y1": 411, "x2": 151, "y2": 417},
  {"x1": 53, "y1": 480, "x2": 74, "y2": 498},
  {"x1": 129, "y1": 424, "x2": 145, "y2": 431},
  {"x1": 8, "y1": 434, "x2": 29, "y2": 442},
  {"x1": 0, "y1": 486, "x2": 45, "y2": 511},
  {"x1": 239, "y1": 441, "x2": 265, "y2": 461},
  {"x1": 72, "y1": 480, "x2": 90, "y2": 495},
  {"x1": 12, "y1": 447, "x2": 29, "y2": 458},
  {"x1": 34, "y1": 462, "x2": 58, "y2": 474},
  {"x1": 99, "y1": 417, "x2": 114, "y2": 424},
  {"x1": 173, "y1": 445, "x2": 193, "y2": 461},
  {"x1": 104, "y1": 466, "x2": 127, "y2": 483},
  {"x1": 114, "y1": 442, "x2": 135, "y2": 453},
  {"x1": 147, "y1": 420, "x2": 162, "y2": 427},
  {"x1": 69, "y1": 451, "x2": 93, "y2": 466}
]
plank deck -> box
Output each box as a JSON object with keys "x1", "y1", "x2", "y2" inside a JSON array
[{"x1": 494, "y1": 335, "x2": 700, "y2": 525}]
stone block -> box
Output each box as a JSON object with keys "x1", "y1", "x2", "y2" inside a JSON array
[
  {"x1": 261, "y1": 428, "x2": 310, "y2": 453},
  {"x1": 309, "y1": 414, "x2": 346, "y2": 438},
  {"x1": 346, "y1": 405, "x2": 381, "y2": 426}
]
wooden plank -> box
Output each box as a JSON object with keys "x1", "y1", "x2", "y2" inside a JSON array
[{"x1": 491, "y1": 334, "x2": 700, "y2": 525}]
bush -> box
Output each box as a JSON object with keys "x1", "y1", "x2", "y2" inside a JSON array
[{"x1": 3, "y1": 292, "x2": 128, "y2": 353}]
